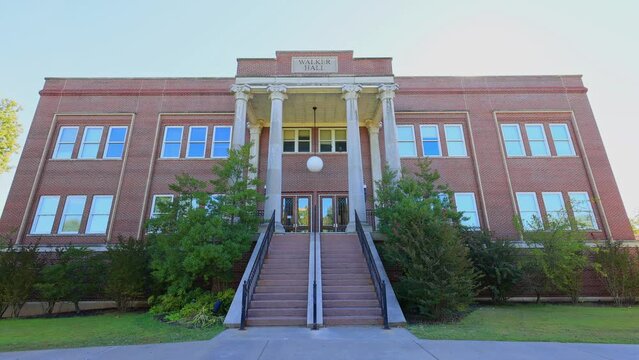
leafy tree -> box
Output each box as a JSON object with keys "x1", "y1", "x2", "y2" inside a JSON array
[
  {"x1": 0, "y1": 243, "x2": 40, "y2": 317},
  {"x1": 56, "y1": 247, "x2": 106, "y2": 313},
  {"x1": 376, "y1": 160, "x2": 478, "y2": 320},
  {"x1": 593, "y1": 240, "x2": 639, "y2": 306},
  {"x1": 34, "y1": 248, "x2": 67, "y2": 314},
  {"x1": 105, "y1": 236, "x2": 150, "y2": 312},
  {"x1": 0, "y1": 99, "x2": 22, "y2": 173},
  {"x1": 631, "y1": 213, "x2": 639, "y2": 238},
  {"x1": 147, "y1": 144, "x2": 264, "y2": 313}
]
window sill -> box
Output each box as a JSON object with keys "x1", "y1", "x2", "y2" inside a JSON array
[
  {"x1": 49, "y1": 158, "x2": 123, "y2": 161},
  {"x1": 157, "y1": 157, "x2": 227, "y2": 160},
  {"x1": 26, "y1": 233, "x2": 107, "y2": 237},
  {"x1": 505, "y1": 155, "x2": 580, "y2": 159}
]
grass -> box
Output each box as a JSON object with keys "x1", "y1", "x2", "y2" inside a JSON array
[
  {"x1": 0, "y1": 312, "x2": 224, "y2": 352},
  {"x1": 408, "y1": 304, "x2": 639, "y2": 344}
]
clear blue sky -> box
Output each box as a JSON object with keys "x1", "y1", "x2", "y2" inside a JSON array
[{"x1": 1, "y1": 0, "x2": 637, "y2": 218}]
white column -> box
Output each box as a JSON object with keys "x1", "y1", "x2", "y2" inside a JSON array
[
  {"x1": 378, "y1": 84, "x2": 401, "y2": 176},
  {"x1": 365, "y1": 120, "x2": 383, "y2": 202},
  {"x1": 230, "y1": 84, "x2": 252, "y2": 148},
  {"x1": 264, "y1": 85, "x2": 287, "y2": 232},
  {"x1": 343, "y1": 84, "x2": 366, "y2": 231},
  {"x1": 247, "y1": 120, "x2": 264, "y2": 183}
]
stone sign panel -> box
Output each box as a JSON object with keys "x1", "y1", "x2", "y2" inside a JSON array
[{"x1": 291, "y1": 56, "x2": 338, "y2": 73}]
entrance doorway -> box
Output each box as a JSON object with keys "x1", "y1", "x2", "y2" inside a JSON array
[
  {"x1": 282, "y1": 195, "x2": 311, "y2": 232},
  {"x1": 320, "y1": 195, "x2": 348, "y2": 232}
]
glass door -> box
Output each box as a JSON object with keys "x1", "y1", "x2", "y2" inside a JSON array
[
  {"x1": 320, "y1": 195, "x2": 348, "y2": 232},
  {"x1": 281, "y1": 195, "x2": 311, "y2": 233}
]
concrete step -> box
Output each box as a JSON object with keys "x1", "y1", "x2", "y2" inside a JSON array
[
  {"x1": 254, "y1": 285, "x2": 307, "y2": 293},
  {"x1": 323, "y1": 299, "x2": 380, "y2": 308},
  {"x1": 322, "y1": 263, "x2": 368, "y2": 269},
  {"x1": 257, "y1": 279, "x2": 308, "y2": 286},
  {"x1": 322, "y1": 266, "x2": 369, "y2": 274},
  {"x1": 261, "y1": 268, "x2": 308, "y2": 275},
  {"x1": 323, "y1": 307, "x2": 381, "y2": 317},
  {"x1": 250, "y1": 300, "x2": 308, "y2": 309},
  {"x1": 323, "y1": 315, "x2": 383, "y2": 326},
  {"x1": 322, "y1": 278, "x2": 372, "y2": 286},
  {"x1": 252, "y1": 292, "x2": 308, "y2": 301},
  {"x1": 322, "y1": 292, "x2": 377, "y2": 300},
  {"x1": 246, "y1": 316, "x2": 307, "y2": 326},
  {"x1": 248, "y1": 307, "x2": 307, "y2": 317},
  {"x1": 262, "y1": 263, "x2": 308, "y2": 269},
  {"x1": 322, "y1": 273, "x2": 371, "y2": 280},
  {"x1": 259, "y1": 273, "x2": 308, "y2": 280},
  {"x1": 323, "y1": 285, "x2": 375, "y2": 293}
]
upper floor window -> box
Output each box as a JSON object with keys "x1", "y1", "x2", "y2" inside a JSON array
[
  {"x1": 550, "y1": 124, "x2": 576, "y2": 156},
  {"x1": 86, "y1": 195, "x2": 114, "y2": 234},
  {"x1": 397, "y1": 125, "x2": 417, "y2": 157},
  {"x1": 104, "y1": 126, "x2": 127, "y2": 159},
  {"x1": 454, "y1": 192, "x2": 479, "y2": 228},
  {"x1": 319, "y1": 129, "x2": 347, "y2": 152},
  {"x1": 501, "y1": 124, "x2": 525, "y2": 157},
  {"x1": 161, "y1": 126, "x2": 183, "y2": 159},
  {"x1": 420, "y1": 125, "x2": 441, "y2": 157},
  {"x1": 568, "y1": 192, "x2": 598, "y2": 230},
  {"x1": 212, "y1": 126, "x2": 232, "y2": 158},
  {"x1": 58, "y1": 195, "x2": 87, "y2": 234},
  {"x1": 78, "y1": 127, "x2": 103, "y2": 159},
  {"x1": 444, "y1": 124, "x2": 467, "y2": 157},
  {"x1": 516, "y1": 192, "x2": 542, "y2": 230},
  {"x1": 30, "y1": 196, "x2": 60, "y2": 234},
  {"x1": 542, "y1": 192, "x2": 567, "y2": 222},
  {"x1": 283, "y1": 128, "x2": 311, "y2": 153},
  {"x1": 53, "y1": 127, "x2": 79, "y2": 159},
  {"x1": 187, "y1": 126, "x2": 208, "y2": 158},
  {"x1": 525, "y1": 124, "x2": 550, "y2": 156},
  {"x1": 151, "y1": 194, "x2": 174, "y2": 218}
]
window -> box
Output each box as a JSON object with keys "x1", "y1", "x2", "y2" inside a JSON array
[
  {"x1": 151, "y1": 195, "x2": 174, "y2": 218},
  {"x1": 161, "y1": 126, "x2": 183, "y2": 158},
  {"x1": 444, "y1": 124, "x2": 467, "y2": 157},
  {"x1": 397, "y1": 125, "x2": 417, "y2": 157},
  {"x1": 104, "y1": 126, "x2": 127, "y2": 159},
  {"x1": 525, "y1": 124, "x2": 550, "y2": 156},
  {"x1": 58, "y1": 195, "x2": 87, "y2": 234},
  {"x1": 454, "y1": 193, "x2": 480, "y2": 228},
  {"x1": 437, "y1": 193, "x2": 450, "y2": 208},
  {"x1": 568, "y1": 192, "x2": 598, "y2": 229},
  {"x1": 53, "y1": 126, "x2": 79, "y2": 159},
  {"x1": 78, "y1": 127, "x2": 103, "y2": 159},
  {"x1": 516, "y1": 192, "x2": 542, "y2": 230},
  {"x1": 419, "y1": 125, "x2": 441, "y2": 156},
  {"x1": 187, "y1": 126, "x2": 208, "y2": 158},
  {"x1": 283, "y1": 128, "x2": 311, "y2": 153},
  {"x1": 501, "y1": 124, "x2": 525, "y2": 157},
  {"x1": 542, "y1": 192, "x2": 567, "y2": 222},
  {"x1": 86, "y1": 195, "x2": 114, "y2": 234},
  {"x1": 319, "y1": 129, "x2": 347, "y2": 152},
  {"x1": 550, "y1": 124, "x2": 576, "y2": 156},
  {"x1": 212, "y1": 126, "x2": 232, "y2": 158},
  {"x1": 30, "y1": 196, "x2": 60, "y2": 234}
]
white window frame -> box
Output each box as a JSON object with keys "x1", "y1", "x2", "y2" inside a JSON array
[
  {"x1": 549, "y1": 123, "x2": 576, "y2": 157},
  {"x1": 52, "y1": 126, "x2": 79, "y2": 159},
  {"x1": 501, "y1": 124, "x2": 526, "y2": 157},
  {"x1": 57, "y1": 195, "x2": 87, "y2": 234},
  {"x1": 318, "y1": 128, "x2": 347, "y2": 153},
  {"x1": 78, "y1": 126, "x2": 104, "y2": 159},
  {"x1": 568, "y1": 192, "x2": 599, "y2": 230},
  {"x1": 444, "y1": 124, "x2": 468, "y2": 157},
  {"x1": 516, "y1": 192, "x2": 543, "y2": 230},
  {"x1": 454, "y1": 192, "x2": 480, "y2": 228},
  {"x1": 161, "y1": 126, "x2": 184, "y2": 159},
  {"x1": 541, "y1": 192, "x2": 568, "y2": 222},
  {"x1": 525, "y1": 124, "x2": 551, "y2": 157},
  {"x1": 419, "y1": 125, "x2": 442, "y2": 157},
  {"x1": 30, "y1": 195, "x2": 60, "y2": 235},
  {"x1": 186, "y1": 126, "x2": 208, "y2": 159},
  {"x1": 86, "y1": 195, "x2": 114, "y2": 234},
  {"x1": 103, "y1": 126, "x2": 128, "y2": 159},
  {"x1": 211, "y1": 126, "x2": 233, "y2": 158},
  {"x1": 151, "y1": 194, "x2": 174, "y2": 218},
  {"x1": 397, "y1": 125, "x2": 417, "y2": 158},
  {"x1": 282, "y1": 128, "x2": 312, "y2": 153}
]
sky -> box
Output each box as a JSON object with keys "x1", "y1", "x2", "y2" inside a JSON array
[{"x1": 0, "y1": 0, "x2": 637, "y2": 219}]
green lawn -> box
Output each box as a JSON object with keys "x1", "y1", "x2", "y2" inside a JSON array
[
  {"x1": 0, "y1": 312, "x2": 224, "y2": 352},
  {"x1": 409, "y1": 304, "x2": 639, "y2": 344}
]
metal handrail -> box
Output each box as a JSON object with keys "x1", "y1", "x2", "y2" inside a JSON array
[
  {"x1": 312, "y1": 204, "x2": 318, "y2": 330},
  {"x1": 355, "y1": 211, "x2": 389, "y2": 329},
  {"x1": 240, "y1": 210, "x2": 276, "y2": 330}
]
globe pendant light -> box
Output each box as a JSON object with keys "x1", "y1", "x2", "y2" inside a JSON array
[{"x1": 306, "y1": 106, "x2": 324, "y2": 173}]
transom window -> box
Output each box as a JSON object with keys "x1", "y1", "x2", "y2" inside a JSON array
[
  {"x1": 319, "y1": 129, "x2": 347, "y2": 152},
  {"x1": 501, "y1": 124, "x2": 525, "y2": 157},
  {"x1": 161, "y1": 126, "x2": 184, "y2": 158},
  {"x1": 187, "y1": 126, "x2": 208, "y2": 158},
  {"x1": 525, "y1": 124, "x2": 550, "y2": 156},
  {"x1": 283, "y1": 129, "x2": 311, "y2": 153},
  {"x1": 58, "y1": 195, "x2": 87, "y2": 234},
  {"x1": 30, "y1": 196, "x2": 60, "y2": 234},
  {"x1": 549, "y1": 124, "x2": 576, "y2": 156},
  {"x1": 516, "y1": 192, "x2": 542, "y2": 230},
  {"x1": 568, "y1": 192, "x2": 598, "y2": 230},
  {"x1": 454, "y1": 192, "x2": 480, "y2": 228},
  {"x1": 104, "y1": 126, "x2": 127, "y2": 159},
  {"x1": 542, "y1": 192, "x2": 567, "y2": 222},
  {"x1": 420, "y1": 125, "x2": 441, "y2": 156},
  {"x1": 444, "y1": 124, "x2": 467, "y2": 157},
  {"x1": 86, "y1": 195, "x2": 114, "y2": 234},
  {"x1": 397, "y1": 125, "x2": 417, "y2": 157},
  {"x1": 53, "y1": 127, "x2": 79, "y2": 159},
  {"x1": 212, "y1": 126, "x2": 232, "y2": 158},
  {"x1": 78, "y1": 127, "x2": 103, "y2": 159}
]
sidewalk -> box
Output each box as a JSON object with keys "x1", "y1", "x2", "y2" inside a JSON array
[{"x1": 1, "y1": 326, "x2": 637, "y2": 360}]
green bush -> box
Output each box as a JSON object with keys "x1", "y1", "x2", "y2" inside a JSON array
[
  {"x1": 105, "y1": 236, "x2": 150, "y2": 312},
  {"x1": 53, "y1": 247, "x2": 106, "y2": 313},
  {"x1": 0, "y1": 243, "x2": 41, "y2": 318},
  {"x1": 164, "y1": 289, "x2": 234, "y2": 328},
  {"x1": 463, "y1": 230, "x2": 522, "y2": 303},
  {"x1": 34, "y1": 248, "x2": 67, "y2": 314},
  {"x1": 593, "y1": 241, "x2": 639, "y2": 306}
]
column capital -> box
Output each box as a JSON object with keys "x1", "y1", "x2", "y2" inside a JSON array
[
  {"x1": 378, "y1": 83, "x2": 399, "y2": 100},
  {"x1": 267, "y1": 84, "x2": 288, "y2": 101},
  {"x1": 230, "y1": 84, "x2": 252, "y2": 101},
  {"x1": 365, "y1": 119, "x2": 382, "y2": 135},
  {"x1": 248, "y1": 119, "x2": 265, "y2": 131},
  {"x1": 341, "y1": 84, "x2": 362, "y2": 100}
]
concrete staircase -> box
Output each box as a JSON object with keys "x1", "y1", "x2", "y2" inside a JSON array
[
  {"x1": 246, "y1": 233, "x2": 309, "y2": 326},
  {"x1": 321, "y1": 233, "x2": 383, "y2": 326}
]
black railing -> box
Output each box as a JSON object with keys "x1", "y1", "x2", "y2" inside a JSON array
[
  {"x1": 355, "y1": 211, "x2": 389, "y2": 329},
  {"x1": 366, "y1": 208, "x2": 376, "y2": 231},
  {"x1": 240, "y1": 210, "x2": 275, "y2": 330},
  {"x1": 312, "y1": 204, "x2": 318, "y2": 330}
]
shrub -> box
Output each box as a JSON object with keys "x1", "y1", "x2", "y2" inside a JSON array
[
  {"x1": 55, "y1": 247, "x2": 106, "y2": 313},
  {"x1": 593, "y1": 241, "x2": 639, "y2": 306},
  {"x1": 164, "y1": 290, "x2": 234, "y2": 328},
  {"x1": 0, "y1": 243, "x2": 41, "y2": 317},
  {"x1": 105, "y1": 236, "x2": 150, "y2": 312},
  {"x1": 34, "y1": 248, "x2": 67, "y2": 314},
  {"x1": 376, "y1": 161, "x2": 478, "y2": 320},
  {"x1": 463, "y1": 230, "x2": 522, "y2": 303}
]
